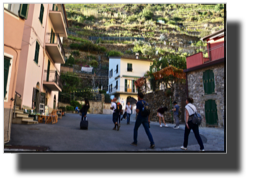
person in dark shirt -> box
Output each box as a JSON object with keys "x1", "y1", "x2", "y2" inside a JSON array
[
  {"x1": 80, "y1": 98, "x2": 90, "y2": 121},
  {"x1": 157, "y1": 106, "x2": 168, "y2": 127},
  {"x1": 131, "y1": 92, "x2": 155, "y2": 149},
  {"x1": 173, "y1": 101, "x2": 180, "y2": 129}
]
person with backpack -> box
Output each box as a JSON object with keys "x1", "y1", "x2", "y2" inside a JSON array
[
  {"x1": 181, "y1": 97, "x2": 205, "y2": 152},
  {"x1": 157, "y1": 106, "x2": 168, "y2": 127},
  {"x1": 173, "y1": 101, "x2": 180, "y2": 129},
  {"x1": 131, "y1": 92, "x2": 155, "y2": 149},
  {"x1": 110, "y1": 97, "x2": 121, "y2": 131},
  {"x1": 80, "y1": 98, "x2": 90, "y2": 121}
]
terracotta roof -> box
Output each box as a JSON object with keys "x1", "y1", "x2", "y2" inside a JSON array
[{"x1": 201, "y1": 29, "x2": 225, "y2": 41}]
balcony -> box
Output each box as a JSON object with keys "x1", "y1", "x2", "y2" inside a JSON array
[
  {"x1": 48, "y1": 7, "x2": 67, "y2": 38},
  {"x1": 186, "y1": 42, "x2": 224, "y2": 69},
  {"x1": 45, "y1": 33, "x2": 65, "y2": 64},
  {"x1": 43, "y1": 70, "x2": 62, "y2": 92}
]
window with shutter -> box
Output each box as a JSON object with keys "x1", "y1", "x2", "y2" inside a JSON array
[
  {"x1": 203, "y1": 69, "x2": 215, "y2": 94},
  {"x1": 127, "y1": 63, "x2": 132, "y2": 72},
  {"x1": 47, "y1": 60, "x2": 50, "y2": 81},
  {"x1": 34, "y1": 41, "x2": 40, "y2": 64},
  {"x1": 39, "y1": 4, "x2": 44, "y2": 24},
  {"x1": 125, "y1": 79, "x2": 127, "y2": 92},
  {"x1": 116, "y1": 65, "x2": 118, "y2": 73},
  {"x1": 111, "y1": 84, "x2": 112, "y2": 92},
  {"x1": 19, "y1": 4, "x2": 29, "y2": 19},
  {"x1": 116, "y1": 81, "x2": 118, "y2": 89},
  {"x1": 4, "y1": 57, "x2": 11, "y2": 98},
  {"x1": 132, "y1": 80, "x2": 135, "y2": 92}
]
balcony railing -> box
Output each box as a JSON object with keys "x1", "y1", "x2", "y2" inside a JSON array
[
  {"x1": 186, "y1": 42, "x2": 224, "y2": 69},
  {"x1": 45, "y1": 33, "x2": 65, "y2": 63},
  {"x1": 43, "y1": 70, "x2": 63, "y2": 90}
]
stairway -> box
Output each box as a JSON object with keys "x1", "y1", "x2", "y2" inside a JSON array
[{"x1": 12, "y1": 106, "x2": 38, "y2": 125}]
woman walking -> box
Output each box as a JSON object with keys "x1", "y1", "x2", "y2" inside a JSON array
[
  {"x1": 181, "y1": 97, "x2": 205, "y2": 152},
  {"x1": 125, "y1": 101, "x2": 132, "y2": 124}
]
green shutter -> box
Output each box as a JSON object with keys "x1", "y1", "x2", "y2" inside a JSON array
[
  {"x1": 39, "y1": 4, "x2": 44, "y2": 24},
  {"x1": 47, "y1": 60, "x2": 50, "y2": 81},
  {"x1": 125, "y1": 79, "x2": 127, "y2": 92},
  {"x1": 209, "y1": 70, "x2": 215, "y2": 93},
  {"x1": 132, "y1": 80, "x2": 135, "y2": 92},
  {"x1": 50, "y1": 29, "x2": 53, "y2": 44},
  {"x1": 4, "y1": 57, "x2": 11, "y2": 98},
  {"x1": 56, "y1": 5, "x2": 58, "y2": 11},
  {"x1": 19, "y1": 4, "x2": 29, "y2": 19},
  {"x1": 203, "y1": 71, "x2": 207, "y2": 94},
  {"x1": 52, "y1": 4, "x2": 55, "y2": 11},
  {"x1": 205, "y1": 100, "x2": 218, "y2": 126},
  {"x1": 34, "y1": 41, "x2": 40, "y2": 64},
  {"x1": 53, "y1": 32, "x2": 55, "y2": 44}
]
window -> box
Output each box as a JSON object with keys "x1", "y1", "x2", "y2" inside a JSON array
[
  {"x1": 39, "y1": 4, "x2": 44, "y2": 24},
  {"x1": 4, "y1": 57, "x2": 11, "y2": 99},
  {"x1": 203, "y1": 69, "x2": 215, "y2": 94},
  {"x1": 4, "y1": 4, "x2": 21, "y2": 15},
  {"x1": 116, "y1": 64, "x2": 118, "y2": 74},
  {"x1": 205, "y1": 100, "x2": 218, "y2": 126},
  {"x1": 109, "y1": 69, "x2": 113, "y2": 78},
  {"x1": 116, "y1": 80, "x2": 118, "y2": 90},
  {"x1": 111, "y1": 84, "x2": 112, "y2": 92},
  {"x1": 127, "y1": 63, "x2": 132, "y2": 72},
  {"x1": 50, "y1": 29, "x2": 55, "y2": 44},
  {"x1": 52, "y1": 4, "x2": 58, "y2": 11},
  {"x1": 19, "y1": 4, "x2": 29, "y2": 19},
  {"x1": 34, "y1": 41, "x2": 40, "y2": 64},
  {"x1": 124, "y1": 79, "x2": 135, "y2": 92}
]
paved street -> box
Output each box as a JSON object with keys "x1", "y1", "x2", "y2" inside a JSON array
[{"x1": 7, "y1": 113, "x2": 224, "y2": 152}]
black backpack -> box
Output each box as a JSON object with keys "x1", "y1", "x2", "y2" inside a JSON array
[
  {"x1": 141, "y1": 100, "x2": 150, "y2": 117},
  {"x1": 115, "y1": 102, "x2": 122, "y2": 113},
  {"x1": 188, "y1": 105, "x2": 202, "y2": 126}
]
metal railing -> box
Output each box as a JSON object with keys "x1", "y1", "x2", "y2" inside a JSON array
[
  {"x1": 43, "y1": 70, "x2": 63, "y2": 89},
  {"x1": 45, "y1": 33, "x2": 65, "y2": 59}
]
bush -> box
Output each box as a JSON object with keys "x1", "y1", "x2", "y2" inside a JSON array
[
  {"x1": 66, "y1": 55, "x2": 75, "y2": 65},
  {"x1": 107, "y1": 50, "x2": 123, "y2": 57},
  {"x1": 142, "y1": 8, "x2": 154, "y2": 20},
  {"x1": 105, "y1": 94, "x2": 111, "y2": 103},
  {"x1": 89, "y1": 60, "x2": 98, "y2": 68},
  {"x1": 99, "y1": 90, "x2": 106, "y2": 94},
  {"x1": 66, "y1": 106, "x2": 74, "y2": 111},
  {"x1": 70, "y1": 100, "x2": 82, "y2": 109},
  {"x1": 71, "y1": 50, "x2": 80, "y2": 56}
]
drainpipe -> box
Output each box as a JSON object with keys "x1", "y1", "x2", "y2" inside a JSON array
[{"x1": 208, "y1": 43, "x2": 211, "y2": 62}]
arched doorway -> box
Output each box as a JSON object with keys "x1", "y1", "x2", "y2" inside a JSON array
[
  {"x1": 53, "y1": 95, "x2": 56, "y2": 109},
  {"x1": 32, "y1": 82, "x2": 40, "y2": 112},
  {"x1": 126, "y1": 96, "x2": 137, "y2": 114}
]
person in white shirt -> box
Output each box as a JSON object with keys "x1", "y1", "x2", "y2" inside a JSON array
[
  {"x1": 110, "y1": 97, "x2": 120, "y2": 130},
  {"x1": 125, "y1": 101, "x2": 132, "y2": 124},
  {"x1": 181, "y1": 97, "x2": 205, "y2": 152}
]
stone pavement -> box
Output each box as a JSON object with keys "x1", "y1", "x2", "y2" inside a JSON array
[
  {"x1": 6, "y1": 113, "x2": 225, "y2": 152},
  {"x1": 130, "y1": 114, "x2": 225, "y2": 152}
]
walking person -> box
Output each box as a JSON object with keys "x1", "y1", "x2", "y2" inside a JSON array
[
  {"x1": 110, "y1": 98, "x2": 120, "y2": 131},
  {"x1": 157, "y1": 106, "x2": 168, "y2": 127},
  {"x1": 173, "y1": 101, "x2": 180, "y2": 129},
  {"x1": 181, "y1": 97, "x2": 205, "y2": 152},
  {"x1": 131, "y1": 92, "x2": 155, "y2": 149},
  {"x1": 80, "y1": 98, "x2": 90, "y2": 121},
  {"x1": 125, "y1": 101, "x2": 132, "y2": 124}
]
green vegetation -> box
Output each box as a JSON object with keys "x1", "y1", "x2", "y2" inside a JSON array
[
  {"x1": 70, "y1": 100, "x2": 82, "y2": 109},
  {"x1": 107, "y1": 50, "x2": 123, "y2": 57}
]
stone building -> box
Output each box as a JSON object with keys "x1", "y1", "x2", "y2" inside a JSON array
[{"x1": 184, "y1": 29, "x2": 225, "y2": 128}]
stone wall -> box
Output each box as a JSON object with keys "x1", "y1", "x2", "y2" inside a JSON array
[
  {"x1": 187, "y1": 62, "x2": 224, "y2": 128},
  {"x1": 144, "y1": 84, "x2": 187, "y2": 124},
  {"x1": 4, "y1": 108, "x2": 12, "y2": 143}
]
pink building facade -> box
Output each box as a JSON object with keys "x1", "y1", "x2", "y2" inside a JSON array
[
  {"x1": 16, "y1": 4, "x2": 68, "y2": 114},
  {"x1": 4, "y1": 4, "x2": 27, "y2": 143}
]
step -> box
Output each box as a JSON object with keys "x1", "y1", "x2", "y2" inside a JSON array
[
  {"x1": 15, "y1": 106, "x2": 20, "y2": 110},
  {"x1": 22, "y1": 118, "x2": 34, "y2": 122},
  {"x1": 24, "y1": 121, "x2": 38, "y2": 125},
  {"x1": 14, "y1": 110, "x2": 24, "y2": 114},
  {"x1": 16, "y1": 113, "x2": 29, "y2": 118}
]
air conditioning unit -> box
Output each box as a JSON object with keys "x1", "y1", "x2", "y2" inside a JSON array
[{"x1": 39, "y1": 103, "x2": 45, "y2": 114}]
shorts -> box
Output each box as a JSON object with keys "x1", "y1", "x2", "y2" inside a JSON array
[{"x1": 157, "y1": 112, "x2": 164, "y2": 118}]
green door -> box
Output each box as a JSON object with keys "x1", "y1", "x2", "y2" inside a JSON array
[
  {"x1": 47, "y1": 60, "x2": 50, "y2": 81},
  {"x1": 125, "y1": 79, "x2": 127, "y2": 92},
  {"x1": 205, "y1": 100, "x2": 218, "y2": 126},
  {"x1": 4, "y1": 57, "x2": 11, "y2": 98},
  {"x1": 203, "y1": 70, "x2": 215, "y2": 94}
]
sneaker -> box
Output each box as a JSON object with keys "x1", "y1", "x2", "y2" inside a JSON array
[
  {"x1": 174, "y1": 126, "x2": 179, "y2": 129},
  {"x1": 131, "y1": 142, "x2": 137, "y2": 146},
  {"x1": 160, "y1": 125, "x2": 162, "y2": 127},
  {"x1": 150, "y1": 144, "x2": 155, "y2": 149},
  {"x1": 200, "y1": 149, "x2": 205, "y2": 152},
  {"x1": 174, "y1": 125, "x2": 177, "y2": 128},
  {"x1": 181, "y1": 146, "x2": 187, "y2": 150},
  {"x1": 165, "y1": 124, "x2": 168, "y2": 127}
]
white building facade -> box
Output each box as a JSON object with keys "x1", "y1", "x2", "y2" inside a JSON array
[{"x1": 108, "y1": 57, "x2": 152, "y2": 111}]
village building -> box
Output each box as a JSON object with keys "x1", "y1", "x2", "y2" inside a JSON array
[
  {"x1": 108, "y1": 57, "x2": 153, "y2": 112},
  {"x1": 184, "y1": 29, "x2": 225, "y2": 127},
  {"x1": 15, "y1": 4, "x2": 68, "y2": 118},
  {"x1": 4, "y1": 4, "x2": 28, "y2": 142}
]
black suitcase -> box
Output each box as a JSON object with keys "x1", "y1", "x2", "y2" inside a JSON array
[{"x1": 80, "y1": 117, "x2": 88, "y2": 130}]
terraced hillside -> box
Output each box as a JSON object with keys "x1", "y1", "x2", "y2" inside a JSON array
[{"x1": 61, "y1": 3, "x2": 225, "y2": 91}]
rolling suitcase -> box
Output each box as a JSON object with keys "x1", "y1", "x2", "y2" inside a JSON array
[{"x1": 80, "y1": 117, "x2": 88, "y2": 130}]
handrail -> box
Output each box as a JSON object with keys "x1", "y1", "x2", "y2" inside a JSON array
[{"x1": 15, "y1": 91, "x2": 22, "y2": 98}]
